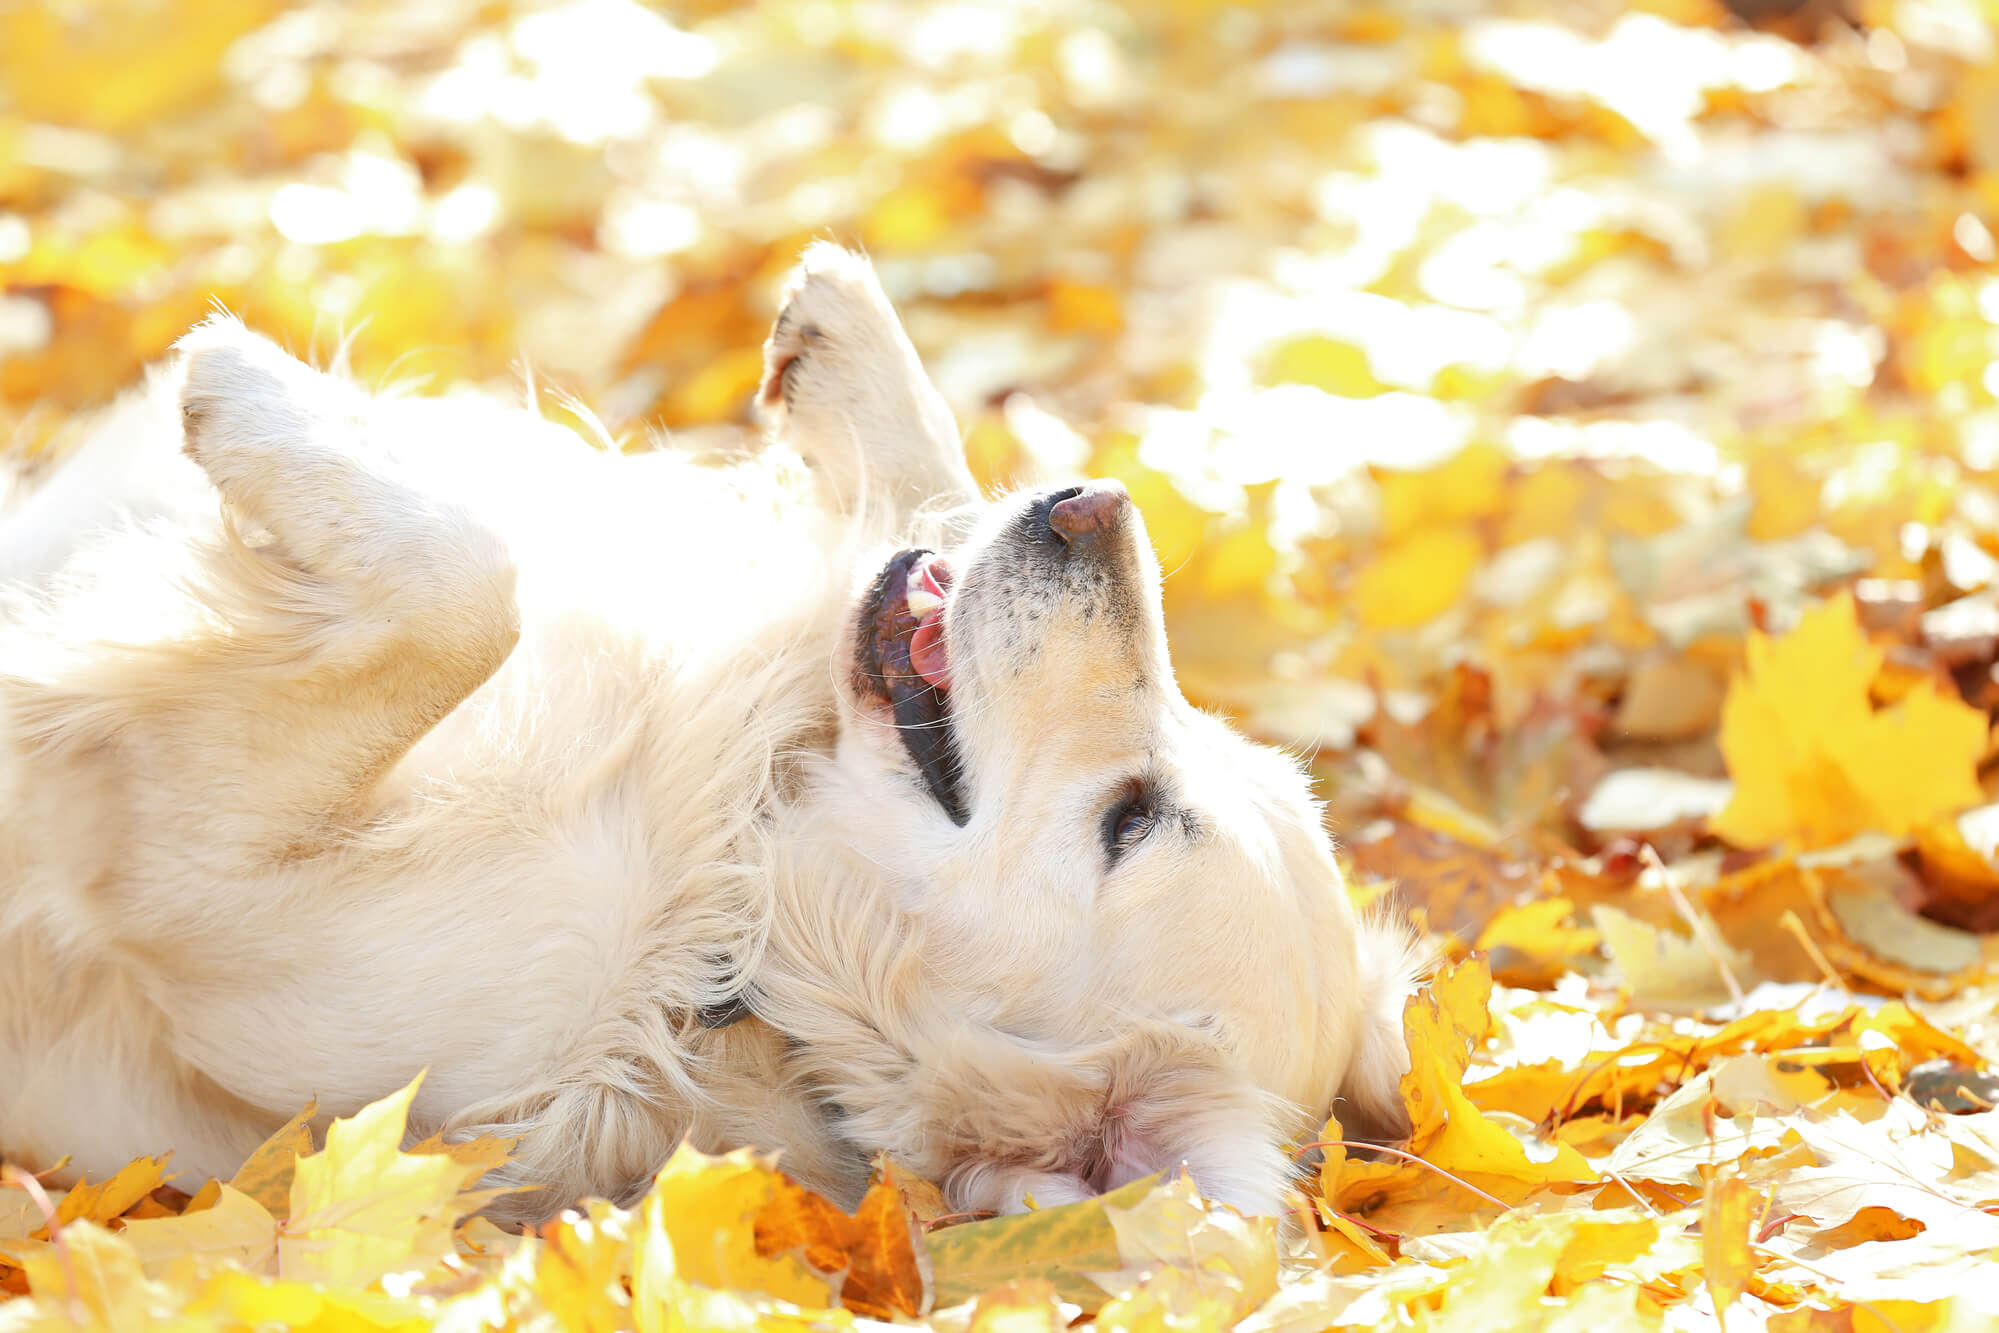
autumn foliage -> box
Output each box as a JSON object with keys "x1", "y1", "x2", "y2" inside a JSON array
[{"x1": 14, "y1": 0, "x2": 1999, "y2": 1329}]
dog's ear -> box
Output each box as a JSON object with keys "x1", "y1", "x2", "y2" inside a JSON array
[
  {"x1": 758, "y1": 243, "x2": 975, "y2": 519},
  {"x1": 176, "y1": 317, "x2": 362, "y2": 464}
]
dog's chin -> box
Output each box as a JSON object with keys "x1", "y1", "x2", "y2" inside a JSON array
[{"x1": 852, "y1": 548, "x2": 967, "y2": 824}]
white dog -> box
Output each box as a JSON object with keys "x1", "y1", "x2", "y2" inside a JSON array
[{"x1": 0, "y1": 246, "x2": 1415, "y2": 1222}]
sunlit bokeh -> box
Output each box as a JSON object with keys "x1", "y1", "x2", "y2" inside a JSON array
[{"x1": 11, "y1": 0, "x2": 1999, "y2": 846}]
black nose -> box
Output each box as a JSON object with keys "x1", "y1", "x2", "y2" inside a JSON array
[{"x1": 1046, "y1": 481, "x2": 1131, "y2": 548}]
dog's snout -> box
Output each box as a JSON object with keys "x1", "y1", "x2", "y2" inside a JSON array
[{"x1": 1046, "y1": 481, "x2": 1131, "y2": 549}]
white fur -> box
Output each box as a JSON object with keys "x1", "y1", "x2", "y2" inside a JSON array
[{"x1": 0, "y1": 245, "x2": 1415, "y2": 1221}]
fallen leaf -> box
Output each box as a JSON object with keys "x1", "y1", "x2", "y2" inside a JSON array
[
  {"x1": 53, "y1": 1156, "x2": 174, "y2": 1229},
  {"x1": 1324, "y1": 958, "x2": 1596, "y2": 1223},
  {"x1": 645, "y1": 1145, "x2": 835, "y2": 1308},
  {"x1": 1594, "y1": 904, "x2": 1754, "y2": 1009},
  {"x1": 754, "y1": 1169, "x2": 930, "y2": 1317},
  {"x1": 10, "y1": 1219, "x2": 169, "y2": 1327},
  {"x1": 1474, "y1": 897, "x2": 1602, "y2": 988},
  {"x1": 1259, "y1": 334, "x2": 1388, "y2": 399},
  {"x1": 10, "y1": 0, "x2": 1999, "y2": 1327},
  {"x1": 1773, "y1": 1107, "x2": 1999, "y2": 1245},
  {"x1": 118, "y1": 1184, "x2": 279, "y2": 1277},
  {"x1": 227, "y1": 1101, "x2": 317, "y2": 1215},
  {"x1": 1100, "y1": 1175, "x2": 1277, "y2": 1322},
  {"x1": 1713, "y1": 594, "x2": 1987, "y2": 849},
  {"x1": 926, "y1": 1174, "x2": 1160, "y2": 1311},
  {"x1": 279, "y1": 1074, "x2": 506, "y2": 1287},
  {"x1": 1605, "y1": 1072, "x2": 1791, "y2": 1187},
  {"x1": 1701, "y1": 1175, "x2": 1758, "y2": 1326}
]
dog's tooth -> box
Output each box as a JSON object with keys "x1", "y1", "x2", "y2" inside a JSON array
[{"x1": 905, "y1": 567, "x2": 946, "y2": 617}]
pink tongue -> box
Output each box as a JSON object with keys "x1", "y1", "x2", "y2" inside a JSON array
[{"x1": 909, "y1": 610, "x2": 951, "y2": 690}]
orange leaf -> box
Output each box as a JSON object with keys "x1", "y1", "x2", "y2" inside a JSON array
[
  {"x1": 53, "y1": 1156, "x2": 173, "y2": 1229},
  {"x1": 754, "y1": 1171, "x2": 931, "y2": 1319}
]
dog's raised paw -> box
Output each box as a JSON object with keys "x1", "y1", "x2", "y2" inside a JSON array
[
  {"x1": 757, "y1": 243, "x2": 974, "y2": 516},
  {"x1": 756, "y1": 243, "x2": 899, "y2": 421}
]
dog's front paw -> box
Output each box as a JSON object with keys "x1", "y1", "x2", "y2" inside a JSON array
[{"x1": 759, "y1": 244, "x2": 975, "y2": 516}]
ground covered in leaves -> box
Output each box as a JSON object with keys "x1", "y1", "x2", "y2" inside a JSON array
[{"x1": 11, "y1": 0, "x2": 1999, "y2": 1329}]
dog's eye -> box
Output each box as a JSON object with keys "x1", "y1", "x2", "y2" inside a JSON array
[
  {"x1": 1102, "y1": 782, "x2": 1157, "y2": 862},
  {"x1": 1114, "y1": 807, "x2": 1152, "y2": 845}
]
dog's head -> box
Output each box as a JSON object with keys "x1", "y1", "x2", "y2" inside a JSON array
[
  {"x1": 752, "y1": 247, "x2": 1416, "y2": 1217},
  {"x1": 788, "y1": 484, "x2": 1413, "y2": 1215}
]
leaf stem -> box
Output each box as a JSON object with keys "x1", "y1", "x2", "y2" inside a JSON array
[
  {"x1": 1291, "y1": 1140, "x2": 1512, "y2": 1213},
  {"x1": 2, "y1": 1163, "x2": 84, "y2": 1325}
]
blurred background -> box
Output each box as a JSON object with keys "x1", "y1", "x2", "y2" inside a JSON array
[{"x1": 11, "y1": 0, "x2": 1999, "y2": 958}]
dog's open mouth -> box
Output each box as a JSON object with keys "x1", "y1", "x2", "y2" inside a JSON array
[{"x1": 855, "y1": 549, "x2": 967, "y2": 825}]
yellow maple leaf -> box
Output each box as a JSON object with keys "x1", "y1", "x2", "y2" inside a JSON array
[
  {"x1": 633, "y1": 1188, "x2": 679, "y2": 1333},
  {"x1": 1323, "y1": 957, "x2": 1595, "y2": 1221},
  {"x1": 1091, "y1": 1261, "x2": 1245, "y2": 1333},
  {"x1": 1713, "y1": 593, "x2": 1987, "y2": 849},
  {"x1": 1311, "y1": 1203, "x2": 1395, "y2": 1273},
  {"x1": 119, "y1": 1184, "x2": 279, "y2": 1279},
  {"x1": 278, "y1": 1074, "x2": 507, "y2": 1288},
  {"x1": 925, "y1": 1173, "x2": 1160, "y2": 1313},
  {"x1": 629, "y1": 1178, "x2": 849, "y2": 1333},
  {"x1": 964, "y1": 1280, "x2": 1068, "y2": 1333},
  {"x1": 642, "y1": 1145, "x2": 834, "y2": 1309},
  {"x1": 752, "y1": 1169, "x2": 929, "y2": 1319}
]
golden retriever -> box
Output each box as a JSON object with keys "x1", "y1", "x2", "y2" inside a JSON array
[{"x1": 0, "y1": 245, "x2": 1415, "y2": 1222}]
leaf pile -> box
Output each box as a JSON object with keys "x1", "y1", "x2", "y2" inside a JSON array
[{"x1": 15, "y1": 0, "x2": 1999, "y2": 1328}]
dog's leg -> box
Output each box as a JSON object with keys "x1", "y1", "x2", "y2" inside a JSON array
[
  {"x1": 758, "y1": 244, "x2": 978, "y2": 524},
  {"x1": 1, "y1": 328, "x2": 522, "y2": 1170},
  {"x1": 9, "y1": 318, "x2": 519, "y2": 869},
  {"x1": 170, "y1": 320, "x2": 521, "y2": 850}
]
